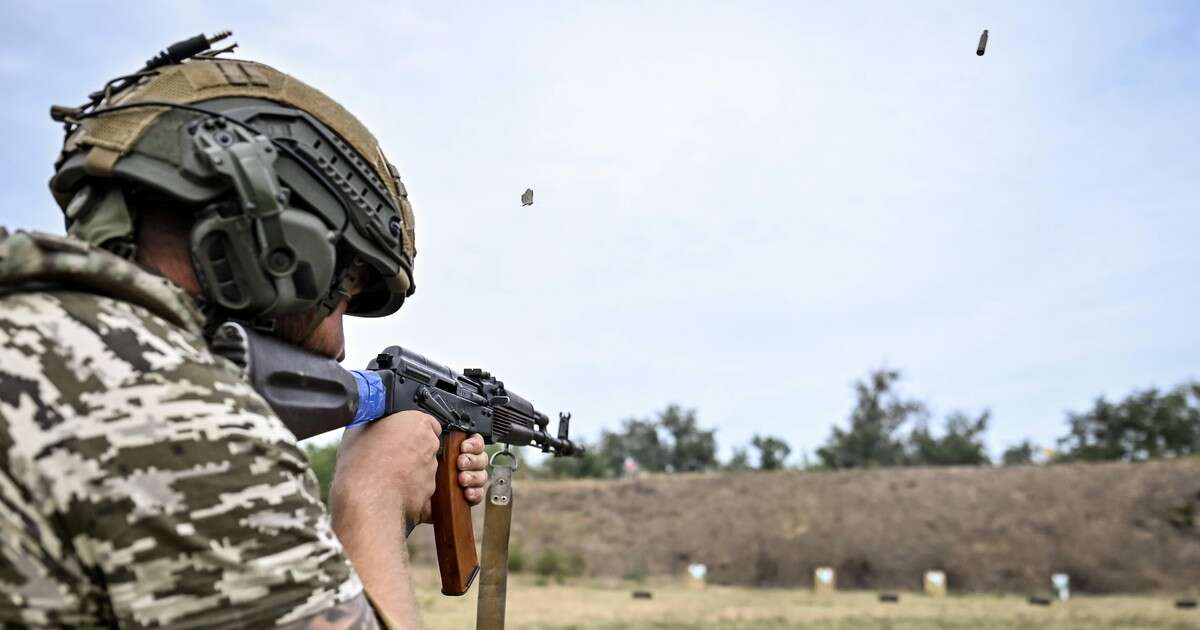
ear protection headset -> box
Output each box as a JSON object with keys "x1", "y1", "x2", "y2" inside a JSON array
[
  {"x1": 52, "y1": 96, "x2": 415, "y2": 330},
  {"x1": 187, "y1": 115, "x2": 337, "y2": 318},
  {"x1": 49, "y1": 48, "x2": 416, "y2": 331}
]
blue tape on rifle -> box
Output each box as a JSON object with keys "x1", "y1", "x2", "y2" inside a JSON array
[{"x1": 350, "y1": 370, "x2": 386, "y2": 426}]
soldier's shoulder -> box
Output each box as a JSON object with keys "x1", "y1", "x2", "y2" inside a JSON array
[
  {"x1": 0, "y1": 288, "x2": 264, "y2": 435},
  {"x1": 0, "y1": 228, "x2": 205, "y2": 334},
  {"x1": 1, "y1": 285, "x2": 202, "y2": 352},
  {"x1": 0, "y1": 238, "x2": 349, "y2": 627},
  {"x1": 0, "y1": 228, "x2": 233, "y2": 412}
]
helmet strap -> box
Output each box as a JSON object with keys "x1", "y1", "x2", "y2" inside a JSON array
[{"x1": 300, "y1": 264, "x2": 357, "y2": 340}]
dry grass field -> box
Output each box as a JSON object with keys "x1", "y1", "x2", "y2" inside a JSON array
[
  {"x1": 413, "y1": 569, "x2": 1197, "y2": 630},
  {"x1": 406, "y1": 460, "x2": 1199, "y2": 627}
]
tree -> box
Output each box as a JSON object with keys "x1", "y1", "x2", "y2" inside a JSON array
[
  {"x1": 303, "y1": 442, "x2": 339, "y2": 502},
  {"x1": 539, "y1": 428, "x2": 626, "y2": 479},
  {"x1": 725, "y1": 447, "x2": 752, "y2": 471},
  {"x1": 538, "y1": 443, "x2": 612, "y2": 478},
  {"x1": 1001, "y1": 439, "x2": 1037, "y2": 466},
  {"x1": 907, "y1": 410, "x2": 991, "y2": 466},
  {"x1": 545, "y1": 406, "x2": 720, "y2": 478},
  {"x1": 751, "y1": 435, "x2": 792, "y2": 470},
  {"x1": 816, "y1": 369, "x2": 926, "y2": 469},
  {"x1": 1057, "y1": 383, "x2": 1200, "y2": 461},
  {"x1": 621, "y1": 418, "x2": 670, "y2": 473},
  {"x1": 659, "y1": 405, "x2": 718, "y2": 472},
  {"x1": 594, "y1": 430, "x2": 631, "y2": 476}
]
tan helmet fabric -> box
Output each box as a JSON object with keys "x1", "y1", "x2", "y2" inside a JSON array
[{"x1": 67, "y1": 58, "x2": 415, "y2": 261}]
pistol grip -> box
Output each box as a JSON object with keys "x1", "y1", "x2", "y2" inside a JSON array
[{"x1": 431, "y1": 431, "x2": 479, "y2": 596}]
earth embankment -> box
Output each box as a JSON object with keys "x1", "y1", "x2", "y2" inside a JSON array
[{"x1": 408, "y1": 458, "x2": 1200, "y2": 593}]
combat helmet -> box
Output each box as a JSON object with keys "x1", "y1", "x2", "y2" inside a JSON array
[{"x1": 48, "y1": 32, "x2": 416, "y2": 329}]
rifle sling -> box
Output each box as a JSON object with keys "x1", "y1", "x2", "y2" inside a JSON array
[{"x1": 476, "y1": 459, "x2": 514, "y2": 630}]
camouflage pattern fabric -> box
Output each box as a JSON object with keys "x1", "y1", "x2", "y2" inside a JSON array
[{"x1": 0, "y1": 231, "x2": 363, "y2": 627}]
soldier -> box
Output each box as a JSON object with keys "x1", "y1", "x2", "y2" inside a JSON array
[{"x1": 0, "y1": 48, "x2": 488, "y2": 628}]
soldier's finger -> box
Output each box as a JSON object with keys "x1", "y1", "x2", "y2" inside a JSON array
[
  {"x1": 458, "y1": 452, "x2": 486, "y2": 471},
  {"x1": 458, "y1": 470, "x2": 487, "y2": 487},
  {"x1": 464, "y1": 487, "x2": 483, "y2": 505},
  {"x1": 461, "y1": 434, "x2": 485, "y2": 454}
]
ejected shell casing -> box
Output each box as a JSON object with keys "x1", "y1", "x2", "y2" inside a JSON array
[{"x1": 977, "y1": 29, "x2": 989, "y2": 56}]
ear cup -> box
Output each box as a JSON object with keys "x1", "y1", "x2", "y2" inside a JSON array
[
  {"x1": 274, "y1": 209, "x2": 336, "y2": 307},
  {"x1": 191, "y1": 210, "x2": 272, "y2": 314},
  {"x1": 190, "y1": 207, "x2": 335, "y2": 318}
]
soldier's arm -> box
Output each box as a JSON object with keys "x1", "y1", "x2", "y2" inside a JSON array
[
  {"x1": 323, "y1": 415, "x2": 489, "y2": 627},
  {"x1": 327, "y1": 412, "x2": 442, "y2": 628}
]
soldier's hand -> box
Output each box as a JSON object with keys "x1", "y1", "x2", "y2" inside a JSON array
[
  {"x1": 457, "y1": 434, "x2": 489, "y2": 506},
  {"x1": 330, "y1": 410, "x2": 442, "y2": 531}
]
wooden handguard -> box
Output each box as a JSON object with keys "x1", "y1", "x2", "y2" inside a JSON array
[{"x1": 432, "y1": 431, "x2": 479, "y2": 596}]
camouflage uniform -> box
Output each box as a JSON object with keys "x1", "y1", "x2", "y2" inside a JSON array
[{"x1": 0, "y1": 230, "x2": 363, "y2": 627}]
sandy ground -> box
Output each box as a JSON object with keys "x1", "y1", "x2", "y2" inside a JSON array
[{"x1": 413, "y1": 569, "x2": 1197, "y2": 629}]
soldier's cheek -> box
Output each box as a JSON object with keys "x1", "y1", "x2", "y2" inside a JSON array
[{"x1": 302, "y1": 309, "x2": 347, "y2": 361}]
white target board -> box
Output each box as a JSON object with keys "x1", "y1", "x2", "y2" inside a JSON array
[
  {"x1": 924, "y1": 570, "x2": 947, "y2": 596},
  {"x1": 1052, "y1": 573, "x2": 1070, "y2": 601},
  {"x1": 814, "y1": 567, "x2": 836, "y2": 593}
]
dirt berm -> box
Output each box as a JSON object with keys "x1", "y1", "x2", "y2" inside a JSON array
[{"x1": 408, "y1": 458, "x2": 1200, "y2": 593}]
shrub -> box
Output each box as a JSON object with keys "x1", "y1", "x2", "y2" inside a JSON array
[
  {"x1": 622, "y1": 557, "x2": 648, "y2": 582},
  {"x1": 565, "y1": 551, "x2": 586, "y2": 578},
  {"x1": 534, "y1": 547, "x2": 565, "y2": 581},
  {"x1": 508, "y1": 542, "x2": 528, "y2": 573},
  {"x1": 533, "y1": 547, "x2": 583, "y2": 583}
]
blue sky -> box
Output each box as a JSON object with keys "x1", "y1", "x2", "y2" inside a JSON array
[{"x1": 1, "y1": 2, "x2": 1196, "y2": 462}]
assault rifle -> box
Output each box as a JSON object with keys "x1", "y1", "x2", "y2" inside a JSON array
[{"x1": 209, "y1": 321, "x2": 583, "y2": 596}]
